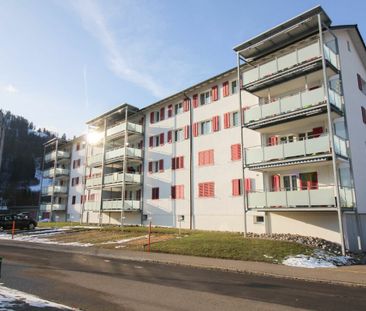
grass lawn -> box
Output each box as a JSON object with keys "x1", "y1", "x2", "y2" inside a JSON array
[{"x1": 37, "y1": 223, "x2": 313, "y2": 263}]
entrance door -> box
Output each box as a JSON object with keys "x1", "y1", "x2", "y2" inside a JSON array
[{"x1": 299, "y1": 172, "x2": 318, "y2": 190}]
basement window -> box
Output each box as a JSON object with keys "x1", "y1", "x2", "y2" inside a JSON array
[{"x1": 254, "y1": 216, "x2": 264, "y2": 224}]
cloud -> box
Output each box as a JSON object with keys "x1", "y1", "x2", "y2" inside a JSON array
[
  {"x1": 1, "y1": 84, "x2": 19, "y2": 94},
  {"x1": 69, "y1": 0, "x2": 170, "y2": 98}
]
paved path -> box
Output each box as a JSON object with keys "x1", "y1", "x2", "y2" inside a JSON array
[{"x1": 0, "y1": 241, "x2": 366, "y2": 310}]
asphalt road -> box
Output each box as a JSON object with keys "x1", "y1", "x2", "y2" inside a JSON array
[{"x1": 0, "y1": 242, "x2": 365, "y2": 311}]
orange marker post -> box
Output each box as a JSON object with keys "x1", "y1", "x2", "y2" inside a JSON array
[
  {"x1": 148, "y1": 221, "x2": 152, "y2": 252},
  {"x1": 12, "y1": 220, "x2": 15, "y2": 239}
]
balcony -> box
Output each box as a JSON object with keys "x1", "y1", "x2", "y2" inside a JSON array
[
  {"x1": 41, "y1": 185, "x2": 68, "y2": 195},
  {"x1": 102, "y1": 199, "x2": 141, "y2": 211},
  {"x1": 106, "y1": 122, "x2": 143, "y2": 137},
  {"x1": 40, "y1": 204, "x2": 66, "y2": 211},
  {"x1": 45, "y1": 150, "x2": 70, "y2": 162},
  {"x1": 248, "y1": 186, "x2": 355, "y2": 210},
  {"x1": 84, "y1": 201, "x2": 100, "y2": 211},
  {"x1": 245, "y1": 134, "x2": 347, "y2": 168},
  {"x1": 105, "y1": 147, "x2": 142, "y2": 162},
  {"x1": 85, "y1": 174, "x2": 102, "y2": 187},
  {"x1": 104, "y1": 172, "x2": 141, "y2": 185},
  {"x1": 88, "y1": 153, "x2": 103, "y2": 166},
  {"x1": 242, "y1": 40, "x2": 338, "y2": 91},
  {"x1": 43, "y1": 168, "x2": 70, "y2": 178},
  {"x1": 244, "y1": 86, "x2": 343, "y2": 128}
]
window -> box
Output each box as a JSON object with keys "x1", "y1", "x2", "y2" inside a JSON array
[
  {"x1": 175, "y1": 102, "x2": 183, "y2": 115},
  {"x1": 299, "y1": 172, "x2": 318, "y2": 190},
  {"x1": 198, "y1": 149, "x2": 214, "y2": 166},
  {"x1": 76, "y1": 143, "x2": 80, "y2": 151},
  {"x1": 72, "y1": 196, "x2": 76, "y2": 205},
  {"x1": 152, "y1": 187, "x2": 159, "y2": 200},
  {"x1": 73, "y1": 159, "x2": 81, "y2": 169},
  {"x1": 254, "y1": 216, "x2": 264, "y2": 224},
  {"x1": 211, "y1": 85, "x2": 219, "y2": 101},
  {"x1": 224, "y1": 111, "x2": 239, "y2": 129},
  {"x1": 149, "y1": 134, "x2": 163, "y2": 148},
  {"x1": 198, "y1": 182, "x2": 215, "y2": 198},
  {"x1": 231, "y1": 80, "x2": 238, "y2": 94},
  {"x1": 174, "y1": 129, "x2": 184, "y2": 142},
  {"x1": 362, "y1": 106, "x2": 366, "y2": 124},
  {"x1": 168, "y1": 105, "x2": 173, "y2": 118},
  {"x1": 171, "y1": 185, "x2": 184, "y2": 199},
  {"x1": 200, "y1": 120, "x2": 212, "y2": 135},
  {"x1": 150, "y1": 111, "x2": 160, "y2": 124},
  {"x1": 172, "y1": 156, "x2": 184, "y2": 170},
  {"x1": 148, "y1": 160, "x2": 164, "y2": 173},
  {"x1": 223, "y1": 81, "x2": 229, "y2": 97},
  {"x1": 347, "y1": 41, "x2": 351, "y2": 52},
  {"x1": 200, "y1": 91, "x2": 211, "y2": 106},
  {"x1": 231, "y1": 144, "x2": 241, "y2": 161},
  {"x1": 357, "y1": 74, "x2": 366, "y2": 95},
  {"x1": 71, "y1": 177, "x2": 80, "y2": 186}
]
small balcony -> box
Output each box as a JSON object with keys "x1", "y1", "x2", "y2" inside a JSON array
[
  {"x1": 245, "y1": 134, "x2": 347, "y2": 169},
  {"x1": 84, "y1": 201, "x2": 100, "y2": 211},
  {"x1": 242, "y1": 40, "x2": 338, "y2": 91},
  {"x1": 106, "y1": 122, "x2": 143, "y2": 137},
  {"x1": 105, "y1": 147, "x2": 142, "y2": 162},
  {"x1": 88, "y1": 153, "x2": 103, "y2": 166},
  {"x1": 85, "y1": 172, "x2": 141, "y2": 187},
  {"x1": 244, "y1": 86, "x2": 342, "y2": 129},
  {"x1": 40, "y1": 204, "x2": 66, "y2": 211},
  {"x1": 41, "y1": 185, "x2": 68, "y2": 195},
  {"x1": 85, "y1": 174, "x2": 102, "y2": 187},
  {"x1": 248, "y1": 186, "x2": 355, "y2": 210},
  {"x1": 102, "y1": 199, "x2": 141, "y2": 211},
  {"x1": 43, "y1": 168, "x2": 70, "y2": 178},
  {"x1": 45, "y1": 150, "x2": 70, "y2": 162}
]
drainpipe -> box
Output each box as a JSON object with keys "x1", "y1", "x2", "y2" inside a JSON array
[
  {"x1": 99, "y1": 118, "x2": 107, "y2": 226},
  {"x1": 121, "y1": 107, "x2": 128, "y2": 229},
  {"x1": 318, "y1": 14, "x2": 346, "y2": 255},
  {"x1": 237, "y1": 52, "x2": 248, "y2": 237}
]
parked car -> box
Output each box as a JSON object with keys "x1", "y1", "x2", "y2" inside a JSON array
[{"x1": 0, "y1": 214, "x2": 38, "y2": 231}]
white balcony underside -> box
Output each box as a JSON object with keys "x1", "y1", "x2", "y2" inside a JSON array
[{"x1": 248, "y1": 188, "x2": 354, "y2": 209}]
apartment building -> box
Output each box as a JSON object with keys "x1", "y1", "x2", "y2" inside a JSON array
[
  {"x1": 79, "y1": 6, "x2": 365, "y2": 252},
  {"x1": 40, "y1": 136, "x2": 86, "y2": 221}
]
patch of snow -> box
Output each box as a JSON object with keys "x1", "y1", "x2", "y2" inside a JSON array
[
  {"x1": 101, "y1": 235, "x2": 147, "y2": 245},
  {"x1": 283, "y1": 250, "x2": 354, "y2": 269},
  {"x1": 0, "y1": 229, "x2": 93, "y2": 247},
  {"x1": 0, "y1": 283, "x2": 77, "y2": 310}
]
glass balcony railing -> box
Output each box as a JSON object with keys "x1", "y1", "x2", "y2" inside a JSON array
[
  {"x1": 85, "y1": 175, "x2": 102, "y2": 187},
  {"x1": 43, "y1": 168, "x2": 70, "y2": 178},
  {"x1": 84, "y1": 201, "x2": 100, "y2": 211},
  {"x1": 102, "y1": 199, "x2": 141, "y2": 211},
  {"x1": 104, "y1": 172, "x2": 141, "y2": 184},
  {"x1": 40, "y1": 204, "x2": 66, "y2": 211},
  {"x1": 106, "y1": 122, "x2": 143, "y2": 137},
  {"x1": 244, "y1": 86, "x2": 326, "y2": 124},
  {"x1": 45, "y1": 150, "x2": 70, "y2": 162},
  {"x1": 88, "y1": 153, "x2": 103, "y2": 166},
  {"x1": 248, "y1": 186, "x2": 354, "y2": 209},
  {"x1": 245, "y1": 134, "x2": 348, "y2": 165},
  {"x1": 41, "y1": 186, "x2": 68, "y2": 195},
  {"x1": 105, "y1": 147, "x2": 142, "y2": 161}
]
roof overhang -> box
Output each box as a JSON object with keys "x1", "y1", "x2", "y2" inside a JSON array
[{"x1": 233, "y1": 6, "x2": 331, "y2": 61}]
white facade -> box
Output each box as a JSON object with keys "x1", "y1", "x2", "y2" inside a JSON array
[{"x1": 79, "y1": 7, "x2": 366, "y2": 252}]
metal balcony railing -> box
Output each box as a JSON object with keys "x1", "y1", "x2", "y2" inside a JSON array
[
  {"x1": 41, "y1": 186, "x2": 68, "y2": 195},
  {"x1": 102, "y1": 199, "x2": 141, "y2": 211},
  {"x1": 40, "y1": 204, "x2": 66, "y2": 211},
  {"x1": 106, "y1": 122, "x2": 143, "y2": 137},
  {"x1": 44, "y1": 150, "x2": 70, "y2": 162}
]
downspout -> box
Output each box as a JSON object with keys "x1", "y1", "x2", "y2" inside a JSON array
[
  {"x1": 318, "y1": 14, "x2": 346, "y2": 255},
  {"x1": 140, "y1": 115, "x2": 146, "y2": 225},
  {"x1": 237, "y1": 52, "x2": 248, "y2": 237},
  {"x1": 80, "y1": 135, "x2": 89, "y2": 224},
  {"x1": 50, "y1": 139, "x2": 58, "y2": 222},
  {"x1": 121, "y1": 107, "x2": 128, "y2": 228},
  {"x1": 99, "y1": 118, "x2": 107, "y2": 226},
  {"x1": 38, "y1": 145, "x2": 46, "y2": 220}
]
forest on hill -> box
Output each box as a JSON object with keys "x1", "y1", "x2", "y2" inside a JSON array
[{"x1": 0, "y1": 109, "x2": 58, "y2": 206}]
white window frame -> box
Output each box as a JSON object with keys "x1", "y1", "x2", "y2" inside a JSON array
[
  {"x1": 200, "y1": 120, "x2": 212, "y2": 136},
  {"x1": 175, "y1": 102, "x2": 183, "y2": 115},
  {"x1": 231, "y1": 80, "x2": 238, "y2": 94},
  {"x1": 174, "y1": 128, "x2": 184, "y2": 142}
]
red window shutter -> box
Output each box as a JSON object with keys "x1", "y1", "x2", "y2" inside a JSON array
[
  {"x1": 232, "y1": 179, "x2": 241, "y2": 196},
  {"x1": 193, "y1": 122, "x2": 199, "y2": 137},
  {"x1": 167, "y1": 130, "x2": 172, "y2": 143},
  {"x1": 149, "y1": 136, "x2": 153, "y2": 148},
  {"x1": 178, "y1": 185, "x2": 184, "y2": 199},
  {"x1": 160, "y1": 133, "x2": 164, "y2": 145},
  {"x1": 150, "y1": 111, "x2": 155, "y2": 124},
  {"x1": 244, "y1": 178, "x2": 251, "y2": 192},
  {"x1": 212, "y1": 116, "x2": 219, "y2": 132},
  {"x1": 159, "y1": 159, "x2": 164, "y2": 172},
  {"x1": 224, "y1": 112, "x2": 230, "y2": 129},
  {"x1": 357, "y1": 74, "x2": 363, "y2": 91},
  {"x1": 208, "y1": 182, "x2": 214, "y2": 197},
  {"x1": 179, "y1": 156, "x2": 184, "y2": 169},
  {"x1": 184, "y1": 125, "x2": 190, "y2": 139},
  {"x1": 212, "y1": 86, "x2": 218, "y2": 101},
  {"x1": 171, "y1": 186, "x2": 176, "y2": 199},
  {"x1": 183, "y1": 99, "x2": 190, "y2": 112},
  {"x1": 312, "y1": 127, "x2": 323, "y2": 138},
  {"x1": 168, "y1": 105, "x2": 173, "y2": 118},
  {"x1": 272, "y1": 175, "x2": 280, "y2": 192},
  {"x1": 198, "y1": 151, "x2": 203, "y2": 166},
  {"x1": 171, "y1": 158, "x2": 176, "y2": 170},
  {"x1": 199, "y1": 183, "x2": 203, "y2": 197},
  {"x1": 208, "y1": 150, "x2": 214, "y2": 165},
  {"x1": 223, "y1": 81, "x2": 229, "y2": 97},
  {"x1": 160, "y1": 107, "x2": 165, "y2": 121},
  {"x1": 148, "y1": 162, "x2": 153, "y2": 173},
  {"x1": 362, "y1": 106, "x2": 366, "y2": 124},
  {"x1": 269, "y1": 136, "x2": 278, "y2": 146},
  {"x1": 231, "y1": 144, "x2": 241, "y2": 160},
  {"x1": 193, "y1": 94, "x2": 198, "y2": 108}
]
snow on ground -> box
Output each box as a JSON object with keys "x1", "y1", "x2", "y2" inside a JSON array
[
  {"x1": 101, "y1": 235, "x2": 148, "y2": 245},
  {"x1": 283, "y1": 250, "x2": 354, "y2": 268},
  {"x1": 0, "y1": 284, "x2": 77, "y2": 310},
  {"x1": 0, "y1": 229, "x2": 93, "y2": 247}
]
